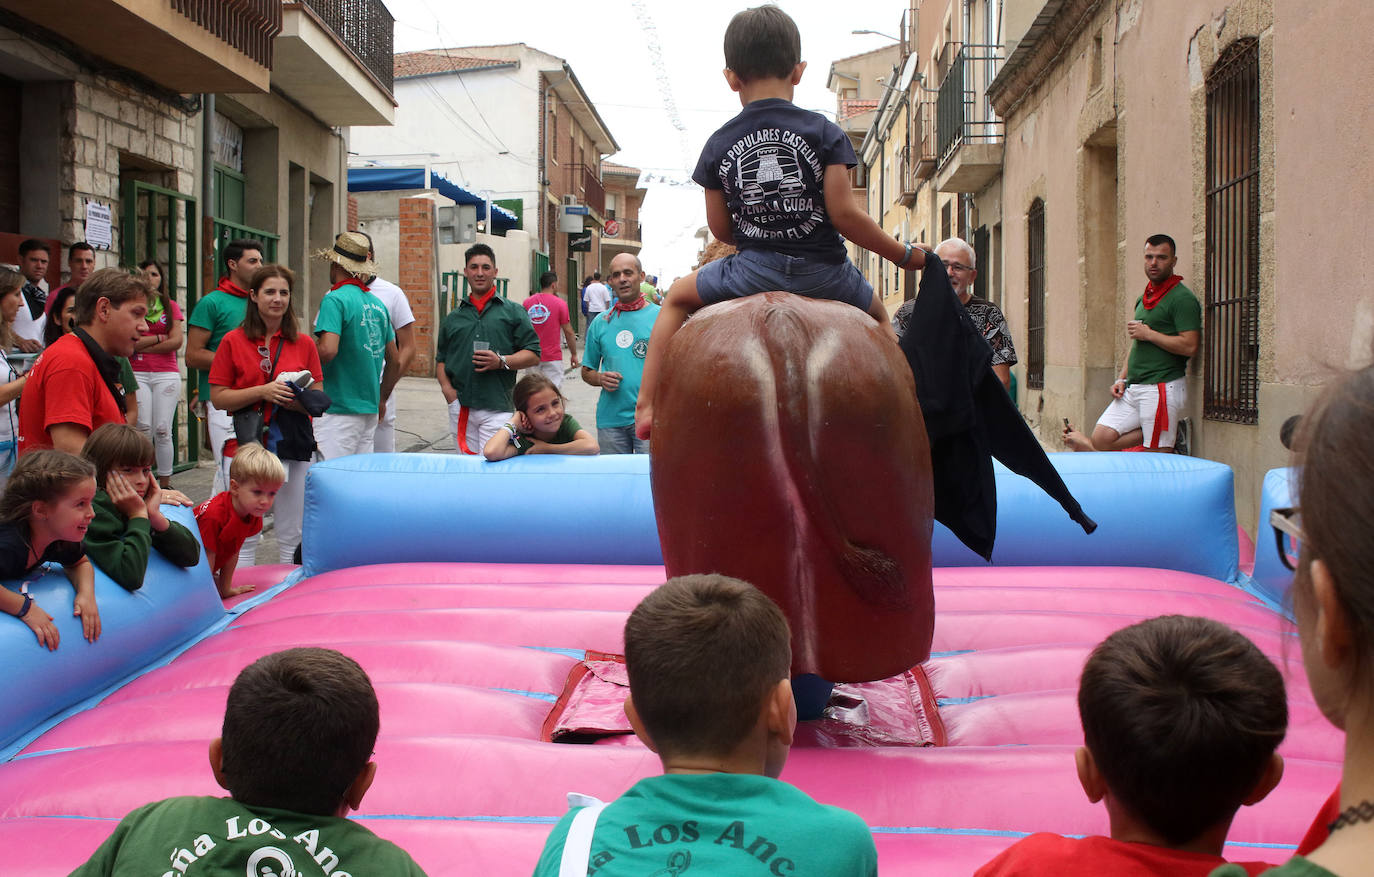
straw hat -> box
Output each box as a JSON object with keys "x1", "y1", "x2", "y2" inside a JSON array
[{"x1": 312, "y1": 231, "x2": 377, "y2": 276}]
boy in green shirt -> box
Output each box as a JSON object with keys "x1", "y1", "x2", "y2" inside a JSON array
[
  {"x1": 532, "y1": 575, "x2": 877, "y2": 876},
  {"x1": 71, "y1": 647, "x2": 427, "y2": 875}
]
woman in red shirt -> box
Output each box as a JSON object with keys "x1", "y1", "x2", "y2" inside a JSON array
[{"x1": 208, "y1": 265, "x2": 322, "y2": 565}]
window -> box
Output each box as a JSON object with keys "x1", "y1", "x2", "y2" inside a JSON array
[
  {"x1": 1026, "y1": 198, "x2": 1046, "y2": 390},
  {"x1": 1204, "y1": 38, "x2": 1260, "y2": 423}
]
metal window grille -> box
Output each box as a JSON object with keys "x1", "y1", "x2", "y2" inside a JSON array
[
  {"x1": 1204, "y1": 38, "x2": 1260, "y2": 423},
  {"x1": 1026, "y1": 198, "x2": 1046, "y2": 390}
]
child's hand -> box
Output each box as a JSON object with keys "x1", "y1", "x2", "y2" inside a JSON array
[
  {"x1": 218, "y1": 582, "x2": 255, "y2": 598},
  {"x1": 143, "y1": 480, "x2": 170, "y2": 532},
  {"x1": 159, "y1": 488, "x2": 194, "y2": 507},
  {"x1": 20, "y1": 602, "x2": 60, "y2": 650},
  {"x1": 107, "y1": 471, "x2": 148, "y2": 518},
  {"x1": 72, "y1": 592, "x2": 101, "y2": 642},
  {"x1": 635, "y1": 400, "x2": 653, "y2": 440},
  {"x1": 514, "y1": 412, "x2": 533, "y2": 435}
]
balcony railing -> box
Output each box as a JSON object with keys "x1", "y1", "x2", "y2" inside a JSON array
[
  {"x1": 569, "y1": 163, "x2": 606, "y2": 216},
  {"x1": 298, "y1": 0, "x2": 395, "y2": 93},
  {"x1": 897, "y1": 146, "x2": 918, "y2": 205},
  {"x1": 606, "y1": 219, "x2": 642, "y2": 243},
  {"x1": 173, "y1": 0, "x2": 281, "y2": 68},
  {"x1": 935, "y1": 43, "x2": 1004, "y2": 167},
  {"x1": 912, "y1": 96, "x2": 937, "y2": 181}
]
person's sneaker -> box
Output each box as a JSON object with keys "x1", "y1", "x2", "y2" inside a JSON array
[{"x1": 1175, "y1": 418, "x2": 1192, "y2": 456}]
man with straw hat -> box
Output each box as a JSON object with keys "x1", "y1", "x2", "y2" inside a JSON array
[{"x1": 312, "y1": 231, "x2": 400, "y2": 459}]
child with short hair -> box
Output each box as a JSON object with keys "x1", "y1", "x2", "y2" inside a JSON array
[
  {"x1": 482, "y1": 373, "x2": 597, "y2": 461},
  {"x1": 532, "y1": 574, "x2": 878, "y2": 876},
  {"x1": 975, "y1": 615, "x2": 1287, "y2": 876},
  {"x1": 70, "y1": 646, "x2": 428, "y2": 874},
  {"x1": 80, "y1": 423, "x2": 199, "y2": 591},
  {"x1": 0, "y1": 449, "x2": 100, "y2": 650},
  {"x1": 194, "y1": 443, "x2": 284, "y2": 598},
  {"x1": 635, "y1": 5, "x2": 927, "y2": 438}
]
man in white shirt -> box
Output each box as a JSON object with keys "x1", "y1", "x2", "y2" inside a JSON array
[
  {"x1": 583, "y1": 271, "x2": 611, "y2": 319},
  {"x1": 357, "y1": 232, "x2": 416, "y2": 453},
  {"x1": 14, "y1": 239, "x2": 51, "y2": 351}
]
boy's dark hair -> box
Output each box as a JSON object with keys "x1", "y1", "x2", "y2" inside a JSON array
[
  {"x1": 464, "y1": 243, "x2": 496, "y2": 266},
  {"x1": 19, "y1": 238, "x2": 50, "y2": 257},
  {"x1": 624, "y1": 575, "x2": 791, "y2": 758},
  {"x1": 1078, "y1": 615, "x2": 1287, "y2": 846},
  {"x1": 81, "y1": 423, "x2": 154, "y2": 490},
  {"x1": 724, "y1": 5, "x2": 801, "y2": 82},
  {"x1": 74, "y1": 268, "x2": 149, "y2": 325},
  {"x1": 223, "y1": 238, "x2": 263, "y2": 272},
  {"x1": 539, "y1": 270, "x2": 558, "y2": 290},
  {"x1": 1145, "y1": 233, "x2": 1177, "y2": 254},
  {"x1": 220, "y1": 648, "x2": 380, "y2": 816}
]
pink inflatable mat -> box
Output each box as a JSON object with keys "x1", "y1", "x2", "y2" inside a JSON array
[{"x1": 0, "y1": 563, "x2": 1339, "y2": 875}]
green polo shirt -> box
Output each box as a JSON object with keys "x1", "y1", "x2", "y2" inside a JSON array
[
  {"x1": 1126, "y1": 281, "x2": 1201, "y2": 385},
  {"x1": 435, "y1": 296, "x2": 540, "y2": 412},
  {"x1": 187, "y1": 290, "x2": 250, "y2": 399}
]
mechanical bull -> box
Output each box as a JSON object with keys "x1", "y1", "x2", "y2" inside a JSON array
[{"x1": 650, "y1": 292, "x2": 934, "y2": 683}]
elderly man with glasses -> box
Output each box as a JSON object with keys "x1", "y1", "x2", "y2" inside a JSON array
[{"x1": 891, "y1": 237, "x2": 1017, "y2": 391}]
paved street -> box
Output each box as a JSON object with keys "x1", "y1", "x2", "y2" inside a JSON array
[{"x1": 170, "y1": 347, "x2": 597, "y2": 563}]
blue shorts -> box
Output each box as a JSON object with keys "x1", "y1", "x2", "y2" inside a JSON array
[{"x1": 696, "y1": 248, "x2": 873, "y2": 311}]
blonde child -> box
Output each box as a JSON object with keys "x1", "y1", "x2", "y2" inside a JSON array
[
  {"x1": 194, "y1": 444, "x2": 284, "y2": 598},
  {"x1": 482, "y1": 373, "x2": 598, "y2": 461},
  {"x1": 80, "y1": 424, "x2": 199, "y2": 591},
  {"x1": 0, "y1": 450, "x2": 100, "y2": 649}
]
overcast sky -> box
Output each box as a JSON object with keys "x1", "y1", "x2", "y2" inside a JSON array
[{"x1": 381, "y1": 0, "x2": 906, "y2": 280}]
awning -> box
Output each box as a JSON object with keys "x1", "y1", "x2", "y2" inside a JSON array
[{"x1": 347, "y1": 167, "x2": 519, "y2": 232}]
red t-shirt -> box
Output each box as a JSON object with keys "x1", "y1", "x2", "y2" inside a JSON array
[
  {"x1": 208, "y1": 328, "x2": 324, "y2": 393},
  {"x1": 974, "y1": 833, "x2": 1273, "y2": 877},
  {"x1": 17, "y1": 332, "x2": 126, "y2": 454},
  {"x1": 194, "y1": 491, "x2": 263, "y2": 574}
]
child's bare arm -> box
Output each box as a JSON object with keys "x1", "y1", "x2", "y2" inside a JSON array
[
  {"x1": 216, "y1": 551, "x2": 254, "y2": 598},
  {"x1": 2, "y1": 585, "x2": 59, "y2": 650},
  {"x1": 482, "y1": 423, "x2": 520, "y2": 461},
  {"x1": 704, "y1": 189, "x2": 736, "y2": 246},
  {"x1": 823, "y1": 165, "x2": 926, "y2": 269},
  {"x1": 65, "y1": 557, "x2": 100, "y2": 643},
  {"x1": 635, "y1": 275, "x2": 704, "y2": 440},
  {"x1": 529, "y1": 429, "x2": 599, "y2": 456}
]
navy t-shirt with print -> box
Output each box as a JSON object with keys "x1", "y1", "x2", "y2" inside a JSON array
[{"x1": 693, "y1": 98, "x2": 856, "y2": 263}]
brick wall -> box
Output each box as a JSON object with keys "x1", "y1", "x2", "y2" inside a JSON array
[
  {"x1": 398, "y1": 196, "x2": 436, "y2": 377},
  {"x1": 347, "y1": 195, "x2": 358, "y2": 232}
]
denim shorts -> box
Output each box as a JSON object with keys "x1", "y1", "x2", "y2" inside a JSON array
[{"x1": 696, "y1": 247, "x2": 873, "y2": 311}]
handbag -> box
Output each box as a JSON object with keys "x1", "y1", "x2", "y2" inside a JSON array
[{"x1": 230, "y1": 338, "x2": 284, "y2": 448}]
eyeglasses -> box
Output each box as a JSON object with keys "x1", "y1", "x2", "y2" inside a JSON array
[
  {"x1": 257, "y1": 345, "x2": 272, "y2": 374},
  {"x1": 946, "y1": 263, "x2": 973, "y2": 273},
  {"x1": 1270, "y1": 506, "x2": 1304, "y2": 572}
]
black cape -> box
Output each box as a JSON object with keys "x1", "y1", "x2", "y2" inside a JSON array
[{"x1": 897, "y1": 253, "x2": 1096, "y2": 560}]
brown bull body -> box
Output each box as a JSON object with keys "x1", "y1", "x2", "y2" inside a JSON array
[{"x1": 650, "y1": 293, "x2": 935, "y2": 682}]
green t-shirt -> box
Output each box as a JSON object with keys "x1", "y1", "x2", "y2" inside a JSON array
[
  {"x1": 188, "y1": 290, "x2": 250, "y2": 399},
  {"x1": 70, "y1": 796, "x2": 427, "y2": 876},
  {"x1": 117, "y1": 357, "x2": 137, "y2": 398},
  {"x1": 1211, "y1": 857, "x2": 1337, "y2": 876},
  {"x1": 434, "y1": 296, "x2": 540, "y2": 412},
  {"x1": 532, "y1": 773, "x2": 877, "y2": 877},
  {"x1": 511, "y1": 414, "x2": 582, "y2": 456},
  {"x1": 582, "y1": 305, "x2": 658, "y2": 429},
  {"x1": 1126, "y1": 281, "x2": 1201, "y2": 385},
  {"x1": 313, "y1": 281, "x2": 394, "y2": 415}
]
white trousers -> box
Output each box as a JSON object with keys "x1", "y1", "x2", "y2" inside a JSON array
[
  {"x1": 373, "y1": 392, "x2": 398, "y2": 453},
  {"x1": 316, "y1": 412, "x2": 378, "y2": 459},
  {"x1": 274, "y1": 459, "x2": 311, "y2": 564},
  {"x1": 448, "y1": 402, "x2": 510, "y2": 455},
  {"x1": 134, "y1": 370, "x2": 180, "y2": 477}
]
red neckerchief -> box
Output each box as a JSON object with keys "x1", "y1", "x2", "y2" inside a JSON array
[
  {"x1": 216, "y1": 277, "x2": 250, "y2": 298},
  {"x1": 607, "y1": 296, "x2": 648, "y2": 320},
  {"x1": 1142, "y1": 274, "x2": 1183, "y2": 310},
  {"x1": 468, "y1": 288, "x2": 498, "y2": 314},
  {"x1": 329, "y1": 278, "x2": 370, "y2": 293}
]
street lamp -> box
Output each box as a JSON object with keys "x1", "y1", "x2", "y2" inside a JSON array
[{"x1": 852, "y1": 29, "x2": 901, "y2": 41}]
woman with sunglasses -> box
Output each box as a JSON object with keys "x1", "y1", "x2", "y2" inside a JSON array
[
  {"x1": 1213, "y1": 364, "x2": 1374, "y2": 877},
  {"x1": 207, "y1": 265, "x2": 322, "y2": 565}
]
